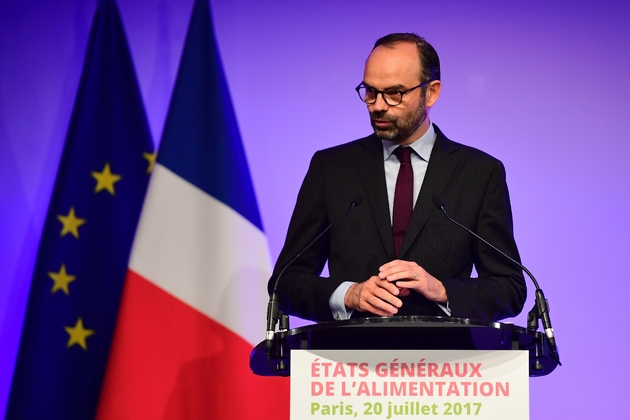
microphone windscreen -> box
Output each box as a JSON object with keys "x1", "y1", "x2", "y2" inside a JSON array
[
  {"x1": 432, "y1": 194, "x2": 445, "y2": 209},
  {"x1": 351, "y1": 193, "x2": 365, "y2": 207}
]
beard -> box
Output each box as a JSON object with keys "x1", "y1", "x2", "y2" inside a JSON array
[{"x1": 370, "y1": 96, "x2": 427, "y2": 143}]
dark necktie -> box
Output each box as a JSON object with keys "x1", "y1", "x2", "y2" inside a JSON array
[{"x1": 392, "y1": 146, "x2": 413, "y2": 257}]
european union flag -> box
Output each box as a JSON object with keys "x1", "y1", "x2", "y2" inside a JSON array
[{"x1": 6, "y1": 0, "x2": 154, "y2": 418}]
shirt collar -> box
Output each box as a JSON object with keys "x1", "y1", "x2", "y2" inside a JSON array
[{"x1": 382, "y1": 122, "x2": 436, "y2": 162}]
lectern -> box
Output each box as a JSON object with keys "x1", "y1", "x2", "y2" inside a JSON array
[{"x1": 250, "y1": 316, "x2": 558, "y2": 377}]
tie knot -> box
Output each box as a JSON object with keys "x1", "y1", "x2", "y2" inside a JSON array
[{"x1": 394, "y1": 146, "x2": 413, "y2": 164}]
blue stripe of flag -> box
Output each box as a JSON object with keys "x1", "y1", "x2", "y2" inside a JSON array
[{"x1": 156, "y1": 0, "x2": 263, "y2": 232}]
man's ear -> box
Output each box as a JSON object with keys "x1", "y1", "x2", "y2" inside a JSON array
[{"x1": 425, "y1": 80, "x2": 442, "y2": 108}]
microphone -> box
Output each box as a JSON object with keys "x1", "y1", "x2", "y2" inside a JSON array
[
  {"x1": 265, "y1": 193, "x2": 365, "y2": 366},
  {"x1": 431, "y1": 195, "x2": 560, "y2": 365}
]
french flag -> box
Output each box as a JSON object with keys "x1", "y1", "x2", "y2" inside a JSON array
[{"x1": 96, "y1": 0, "x2": 289, "y2": 418}]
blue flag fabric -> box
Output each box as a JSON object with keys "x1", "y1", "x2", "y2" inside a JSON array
[
  {"x1": 6, "y1": 0, "x2": 154, "y2": 418},
  {"x1": 157, "y1": 0, "x2": 263, "y2": 231}
]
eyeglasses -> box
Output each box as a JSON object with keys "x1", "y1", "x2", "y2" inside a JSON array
[{"x1": 355, "y1": 81, "x2": 430, "y2": 106}]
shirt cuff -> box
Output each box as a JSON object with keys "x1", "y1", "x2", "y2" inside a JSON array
[
  {"x1": 436, "y1": 301, "x2": 451, "y2": 316},
  {"x1": 329, "y1": 281, "x2": 356, "y2": 320}
]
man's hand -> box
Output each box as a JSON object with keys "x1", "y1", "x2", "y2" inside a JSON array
[
  {"x1": 344, "y1": 276, "x2": 403, "y2": 317},
  {"x1": 378, "y1": 260, "x2": 448, "y2": 303}
]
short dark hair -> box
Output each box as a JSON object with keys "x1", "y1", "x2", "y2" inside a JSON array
[{"x1": 373, "y1": 33, "x2": 441, "y2": 83}]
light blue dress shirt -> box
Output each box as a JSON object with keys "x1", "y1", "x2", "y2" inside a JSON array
[{"x1": 329, "y1": 124, "x2": 450, "y2": 319}]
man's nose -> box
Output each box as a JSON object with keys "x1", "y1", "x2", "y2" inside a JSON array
[{"x1": 371, "y1": 93, "x2": 389, "y2": 112}]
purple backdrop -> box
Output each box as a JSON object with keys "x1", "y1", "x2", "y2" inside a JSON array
[{"x1": 2, "y1": 0, "x2": 629, "y2": 418}]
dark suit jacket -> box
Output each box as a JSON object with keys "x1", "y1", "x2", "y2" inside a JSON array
[{"x1": 269, "y1": 124, "x2": 526, "y2": 322}]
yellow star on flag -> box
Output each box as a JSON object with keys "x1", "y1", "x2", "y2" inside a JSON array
[
  {"x1": 64, "y1": 318, "x2": 95, "y2": 350},
  {"x1": 48, "y1": 263, "x2": 76, "y2": 295},
  {"x1": 143, "y1": 151, "x2": 157, "y2": 174},
  {"x1": 57, "y1": 207, "x2": 86, "y2": 239},
  {"x1": 91, "y1": 162, "x2": 122, "y2": 195}
]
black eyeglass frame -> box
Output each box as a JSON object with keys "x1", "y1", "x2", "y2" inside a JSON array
[{"x1": 355, "y1": 80, "x2": 431, "y2": 106}]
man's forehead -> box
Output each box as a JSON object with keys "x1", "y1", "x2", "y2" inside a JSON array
[{"x1": 364, "y1": 43, "x2": 421, "y2": 87}]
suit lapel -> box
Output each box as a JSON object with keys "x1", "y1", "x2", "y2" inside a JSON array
[
  {"x1": 356, "y1": 135, "x2": 396, "y2": 258},
  {"x1": 399, "y1": 125, "x2": 460, "y2": 258}
]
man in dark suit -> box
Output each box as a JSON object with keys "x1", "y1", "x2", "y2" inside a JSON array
[{"x1": 269, "y1": 33, "x2": 526, "y2": 323}]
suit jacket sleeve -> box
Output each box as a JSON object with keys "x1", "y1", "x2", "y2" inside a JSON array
[
  {"x1": 437, "y1": 158, "x2": 527, "y2": 321},
  {"x1": 268, "y1": 151, "x2": 344, "y2": 322}
]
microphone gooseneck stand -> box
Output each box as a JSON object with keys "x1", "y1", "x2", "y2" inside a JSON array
[
  {"x1": 431, "y1": 194, "x2": 561, "y2": 367},
  {"x1": 265, "y1": 194, "x2": 365, "y2": 376}
]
